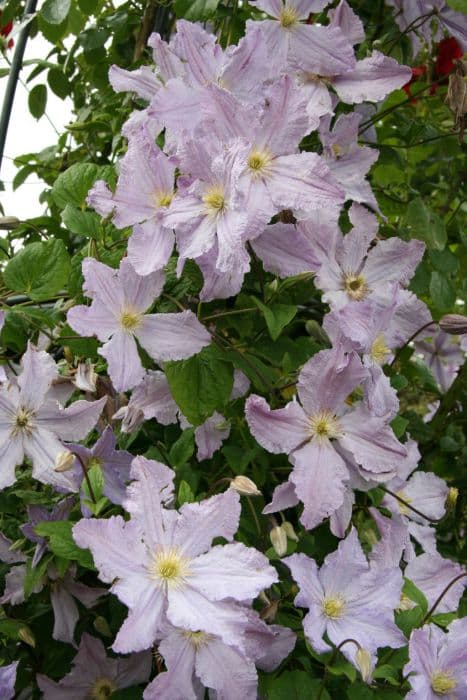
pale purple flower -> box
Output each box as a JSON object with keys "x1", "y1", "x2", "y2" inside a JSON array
[
  {"x1": 0, "y1": 532, "x2": 27, "y2": 565},
  {"x1": 404, "y1": 620, "x2": 467, "y2": 699},
  {"x1": 246, "y1": 0, "x2": 355, "y2": 77},
  {"x1": 88, "y1": 134, "x2": 176, "y2": 276},
  {"x1": 0, "y1": 661, "x2": 17, "y2": 700},
  {"x1": 250, "y1": 221, "x2": 321, "y2": 278},
  {"x1": 310, "y1": 203, "x2": 425, "y2": 309},
  {"x1": 113, "y1": 370, "x2": 179, "y2": 433},
  {"x1": 324, "y1": 288, "x2": 432, "y2": 417},
  {"x1": 20, "y1": 496, "x2": 74, "y2": 567},
  {"x1": 285, "y1": 528, "x2": 405, "y2": 666},
  {"x1": 405, "y1": 553, "x2": 467, "y2": 614},
  {"x1": 0, "y1": 343, "x2": 106, "y2": 491},
  {"x1": 246, "y1": 345, "x2": 407, "y2": 529},
  {"x1": 73, "y1": 457, "x2": 278, "y2": 654},
  {"x1": 66, "y1": 426, "x2": 133, "y2": 514},
  {"x1": 37, "y1": 633, "x2": 152, "y2": 699},
  {"x1": 386, "y1": 0, "x2": 467, "y2": 53},
  {"x1": 415, "y1": 329, "x2": 465, "y2": 392},
  {"x1": 67, "y1": 257, "x2": 210, "y2": 392},
  {"x1": 144, "y1": 614, "x2": 295, "y2": 700},
  {"x1": 329, "y1": 0, "x2": 365, "y2": 45},
  {"x1": 180, "y1": 411, "x2": 231, "y2": 462}
]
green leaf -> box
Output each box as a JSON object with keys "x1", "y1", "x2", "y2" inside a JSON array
[
  {"x1": 28, "y1": 84, "x2": 47, "y2": 120},
  {"x1": 165, "y1": 345, "x2": 233, "y2": 426},
  {"x1": 78, "y1": 0, "x2": 98, "y2": 13},
  {"x1": 403, "y1": 577, "x2": 428, "y2": 614},
  {"x1": 34, "y1": 520, "x2": 94, "y2": 569},
  {"x1": 261, "y1": 672, "x2": 328, "y2": 700},
  {"x1": 446, "y1": 0, "x2": 467, "y2": 11},
  {"x1": 41, "y1": 0, "x2": 71, "y2": 24},
  {"x1": 406, "y1": 197, "x2": 447, "y2": 250},
  {"x1": 169, "y1": 428, "x2": 195, "y2": 468},
  {"x1": 61, "y1": 204, "x2": 101, "y2": 238},
  {"x1": 24, "y1": 554, "x2": 52, "y2": 600},
  {"x1": 173, "y1": 0, "x2": 220, "y2": 20},
  {"x1": 390, "y1": 415, "x2": 409, "y2": 438},
  {"x1": 252, "y1": 298, "x2": 297, "y2": 341},
  {"x1": 51, "y1": 163, "x2": 115, "y2": 209},
  {"x1": 47, "y1": 67, "x2": 70, "y2": 98},
  {"x1": 396, "y1": 605, "x2": 424, "y2": 636},
  {"x1": 178, "y1": 479, "x2": 195, "y2": 505},
  {"x1": 430, "y1": 272, "x2": 456, "y2": 311},
  {"x1": 4, "y1": 239, "x2": 71, "y2": 301}
]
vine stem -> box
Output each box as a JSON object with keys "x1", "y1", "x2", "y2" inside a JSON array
[
  {"x1": 381, "y1": 487, "x2": 444, "y2": 524},
  {"x1": 421, "y1": 572, "x2": 467, "y2": 624},
  {"x1": 317, "y1": 639, "x2": 362, "y2": 700},
  {"x1": 389, "y1": 321, "x2": 438, "y2": 366}
]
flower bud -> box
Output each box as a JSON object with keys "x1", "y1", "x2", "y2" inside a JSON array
[
  {"x1": 439, "y1": 314, "x2": 467, "y2": 335},
  {"x1": 54, "y1": 450, "x2": 74, "y2": 472},
  {"x1": 397, "y1": 592, "x2": 414, "y2": 612},
  {"x1": 282, "y1": 521, "x2": 299, "y2": 542},
  {"x1": 230, "y1": 475, "x2": 262, "y2": 497},
  {"x1": 18, "y1": 626, "x2": 35, "y2": 647},
  {"x1": 446, "y1": 486, "x2": 459, "y2": 510},
  {"x1": 270, "y1": 525, "x2": 287, "y2": 557},
  {"x1": 355, "y1": 648, "x2": 373, "y2": 684},
  {"x1": 93, "y1": 616, "x2": 112, "y2": 637},
  {"x1": 74, "y1": 361, "x2": 98, "y2": 392}
]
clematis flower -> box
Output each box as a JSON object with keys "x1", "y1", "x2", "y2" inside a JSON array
[
  {"x1": 415, "y1": 329, "x2": 465, "y2": 392},
  {"x1": 309, "y1": 203, "x2": 425, "y2": 309},
  {"x1": 404, "y1": 620, "x2": 467, "y2": 699},
  {"x1": 88, "y1": 134, "x2": 176, "y2": 276},
  {"x1": 73, "y1": 457, "x2": 278, "y2": 654},
  {"x1": 0, "y1": 662, "x2": 17, "y2": 700},
  {"x1": 246, "y1": 345, "x2": 407, "y2": 529},
  {"x1": 246, "y1": 0, "x2": 355, "y2": 77},
  {"x1": 66, "y1": 426, "x2": 133, "y2": 515},
  {"x1": 405, "y1": 553, "x2": 467, "y2": 613},
  {"x1": 285, "y1": 528, "x2": 405, "y2": 666},
  {"x1": 67, "y1": 257, "x2": 210, "y2": 392},
  {"x1": 144, "y1": 614, "x2": 295, "y2": 699},
  {"x1": 37, "y1": 633, "x2": 152, "y2": 699},
  {"x1": 0, "y1": 343, "x2": 106, "y2": 492},
  {"x1": 386, "y1": 0, "x2": 467, "y2": 54}
]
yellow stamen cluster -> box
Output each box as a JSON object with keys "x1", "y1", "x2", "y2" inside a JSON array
[
  {"x1": 147, "y1": 547, "x2": 192, "y2": 589},
  {"x1": 322, "y1": 596, "x2": 346, "y2": 619},
  {"x1": 370, "y1": 334, "x2": 391, "y2": 365},
  {"x1": 247, "y1": 149, "x2": 272, "y2": 177},
  {"x1": 203, "y1": 186, "x2": 226, "y2": 215},
  {"x1": 90, "y1": 677, "x2": 117, "y2": 700},
  {"x1": 343, "y1": 273, "x2": 370, "y2": 301},
  {"x1": 120, "y1": 309, "x2": 143, "y2": 332},
  {"x1": 11, "y1": 407, "x2": 35, "y2": 437},
  {"x1": 155, "y1": 191, "x2": 173, "y2": 208},
  {"x1": 183, "y1": 630, "x2": 212, "y2": 649},
  {"x1": 395, "y1": 490, "x2": 412, "y2": 517},
  {"x1": 279, "y1": 6, "x2": 298, "y2": 28},
  {"x1": 430, "y1": 670, "x2": 457, "y2": 695},
  {"x1": 308, "y1": 410, "x2": 342, "y2": 441}
]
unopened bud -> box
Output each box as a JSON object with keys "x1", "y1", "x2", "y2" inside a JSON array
[
  {"x1": 54, "y1": 450, "x2": 74, "y2": 472},
  {"x1": 439, "y1": 314, "x2": 467, "y2": 335},
  {"x1": 18, "y1": 626, "x2": 35, "y2": 647},
  {"x1": 74, "y1": 361, "x2": 98, "y2": 392},
  {"x1": 397, "y1": 592, "x2": 414, "y2": 612},
  {"x1": 355, "y1": 648, "x2": 373, "y2": 684},
  {"x1": 230, "y1": 476, "x2": 261, "y2": 497},
  {"x1": 93, "y1": 616, "x2": 112, "y2": 637},
  {"x1": 446, "y1": 487, "x2": 459, "y2": 510},
  {"x1": 260, "y1": 598, "x2": 279, "y2": 622},
  {"x1": 270, "y1": 525, "x2": 287, "y2": 557},
  {"x1": 282, "y1": 521, "x2": 299, "y2": 542},
  {"x1": 305, "y1": 320, "x2": 331, "y2": 346}
]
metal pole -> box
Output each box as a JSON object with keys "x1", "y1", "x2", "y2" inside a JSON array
[{"x1": 0, "y1": 0, "x2": 38, "y2": 178}]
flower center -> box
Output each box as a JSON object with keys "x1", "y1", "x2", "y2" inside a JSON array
[
  {"x1": 370, "y1": 334, "x2": 391, "y2": 365},
  {"x1": 203, "y1": 186, "x2": 226, "y2": 216},
  {"x1": 183, "y1": 630, "x2": 212, "y2": 649},
  {"x1": 343, "y1": 273, "x2": 370, "y2": 301},
  {"x1": 279, "y1": 6, "x2": 298, "y2": 28},
  {"x1": 147, "y1": 547, "x2": 192, "y2": 589},
  {"x1": 308, "y1": 410, "x2": 342, "y2": 441},
  {"x1": 90, "y1": 677, "x2": 117, "y2": 700},
  {"x1": 397, "y1": 593, "x2": 414, "y2": 612},
  {"x1": 155, "y1": 191, "x2": 173, "y2": 208},
  {"x1": 322, "y1": 596, "x2": 346, "y2": 619},
  {"x1": 430, "y1": 670, "x2": 457, "y2": 695},
  {"x1": 12, "y1": 407, "x2": 35, "y2": 436},
  {"x1": 120, "y1": 308, "x2": 143, "y2": 331},
  {"x1": 395, "y1": 490, "x2": 412, "y2": 516},
  {"x1": 247, "y1": 149, "x2": 272, "y2": 177}
]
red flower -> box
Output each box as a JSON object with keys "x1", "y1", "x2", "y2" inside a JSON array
[
  {"x1": 0, "y1": 9, "x2": 14, "y2": 49},
  {"x1": 403, "y1": 65, "x2": 427, "y2": 98},
  {"x1": 435, "y1": 37, "x2": 463, "y2": 76}
]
